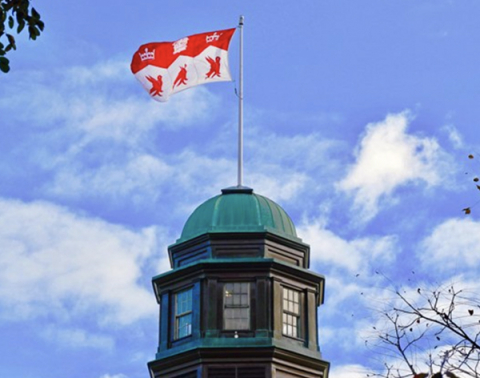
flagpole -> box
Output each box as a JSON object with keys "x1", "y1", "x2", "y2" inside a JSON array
[{"x1": 237, "y1": 15, "x2": 244, "y2": 187}]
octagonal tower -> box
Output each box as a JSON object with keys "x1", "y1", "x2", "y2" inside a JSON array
[{"x1": 148, "y1": 187, "x2": 330, "y2": 378}]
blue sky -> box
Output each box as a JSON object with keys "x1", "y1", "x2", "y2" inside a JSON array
[{"x1": 1, "y1": 1, "x2": 480, "y2": 377}]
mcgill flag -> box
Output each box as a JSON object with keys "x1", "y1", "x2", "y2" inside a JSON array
[{"x1": 131, "y1": 28, "x2": 236, "y2": 102}]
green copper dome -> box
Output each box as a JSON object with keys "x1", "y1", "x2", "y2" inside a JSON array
[{"x1": 177, "y1": 187, "x2": 299, "y2": 243}]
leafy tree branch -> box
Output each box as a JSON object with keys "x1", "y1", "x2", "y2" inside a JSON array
[{"x1": 0, "y1": 0, "x2": 43, "y2": 73}]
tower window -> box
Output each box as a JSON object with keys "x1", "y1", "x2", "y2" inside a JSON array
[
  {"x1": 282, "y1": 287, "x2": 300, "y2": 338},
  {"x1": 175, "y1": 288, "x2": 193, "y2": 339},
  {"x1": 223, "y1": 282, "x2": 250, "y2": 330}
]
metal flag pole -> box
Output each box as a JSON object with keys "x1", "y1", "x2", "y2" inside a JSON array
[{"x1": 237, "y1": 15, "x2": 244, "y2": 187}]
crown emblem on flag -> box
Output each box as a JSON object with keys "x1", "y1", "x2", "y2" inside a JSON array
[
  {"x1": 173, "y1": 37, "x2": 189, "y2": 54},
  {"x1": 139, "y1": 48, "x2": 155, "y2": 61},
  {"x1": 206, "y1": 32, "x2": 221, "y2": 43}
]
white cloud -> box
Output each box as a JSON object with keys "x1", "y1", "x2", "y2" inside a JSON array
[
  {"x1": 40, "y1": 326, "x2": 115, "y2": 350},
  {"x1": 420, "y1": 217, "x2": 480, "y2": 274},
  {"x1": 298, "y1": 219, "x2": 397, "y2": 273},
  {"x1": 240, "y1": 129, "x2": 345, "y2": 207},
  {"x1": 0, "y1": 198, "x2": 158, "y2": 325},
  {"x1": 41, "y1": 130, "x2": 335, "y2": 223},
  {"x1": 248, "y1": 171, "x2": 310, "y2": 202},
  {"x1": 247, "y1": 130, "x2": 343, "y2": 173},
  {"x1": 318, "y1": 277, "x2": 397, "y2": 355},
  {"x1": 298, "y1": 218, "x2": 400, "y2": 360},
  {"x1": 99, "y1": 374, "x2": 128, "y2": 378},
  {"x1": 41, "y1": 146, "x2": 237, "y2": 219},
  {"x1": 46, "y1": 153, "x2": 174, "y2": 203},
  {"x1": 337, "y1": 112, "x2": 449, "y2": 222},
  {"x1": 0, "y1": 59, "x2": 218, "y2": 142},
  {"x1": 442, "y1": 123, "x2": 463, "y2": 149},
  {"x1": 64, "y1": 60, "x2": 129, "y2": 86},
  {"x1": 330, "y1": 364, "x2": 371, "y2": 378}
]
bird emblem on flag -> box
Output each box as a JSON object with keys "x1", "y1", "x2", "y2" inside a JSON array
[
  {"x1": 146, "y1": 75, "x2": 164, "y2": 97},
  {"x1": 173, "y1": 64, "x2": 188, "y2": 88},
  {"x1": 131, "y1": 28, "x2": 236, "y2": 102},
  {"x1": 205, "y1": 56, "x2": 221, "y2": 78}
]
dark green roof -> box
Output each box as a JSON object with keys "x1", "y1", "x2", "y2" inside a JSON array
[{"x1": 177, "y1": 187, "x2": 299, "y2": 243}]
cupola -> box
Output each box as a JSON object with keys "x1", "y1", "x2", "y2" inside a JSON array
[{"x1": 148, "y1": 187, "x2": 330, "y2": 378}]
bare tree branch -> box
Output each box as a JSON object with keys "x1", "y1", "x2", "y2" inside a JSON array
[{"x1": 369, "y1": 285, "x2": 480, "y2": 378}]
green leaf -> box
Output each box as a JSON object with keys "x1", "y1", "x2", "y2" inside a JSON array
[
  {"x1": 0, "y1": 56, "x2": 10, "y2": 73},
  {"x1": 36, "y1": 20, "x2": 44, "y2": 31},
  {"x1": 17, "y1": 19, "x2": 25, "y2": 33},
  {"x1": 431, "y1": 373, "x2": 443, "y2": 378},
  {"x1": 6, "y1": 34, "x2": 16, "y2": 51},
  {"x1": 6, "y1": 33, "x2": 15, "y2": 45},
  {"x1": 28, "y1": 25, "x2": 37, "y2": 40},
  {"x1": 31, "y1": 7, "x2": 40, "y2": 20},
  {"x1": 18, "y1": 1, "x2": 29, "y2": 14},
  {"x1": 8, "y1": 15, "x2": 13, "y2": 29},
  {"x1": 15, "y1": 11, "x2": 22, "y2": 25}
]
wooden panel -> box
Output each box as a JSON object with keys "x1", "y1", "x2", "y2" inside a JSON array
[
  {"x1": 207, "y1": 367, "x2": 236, "y2": 378},
  {"x1": 238, "y1": 367, "x2": 266, "y2": 378},
  {"x1": 212, "y1": 241, "x2": 263, "y2": 258},
  {"x1": 175, "y1": 371, "x2": 198, "y2": 378},
  {"x1": 306, "y1": 290, "x2": 318, "y2": 351},
  {"x1": 175, "y1": 247, "x2": 210, "y2": 267},
  {"x1": 255, "y1": 277, "x2": 268, "y2": 332},
  {"x1": 207, "y1": 366, "x2": 266, "y2": 378},
  {"x1": 205, "y1": 278, "x2": 218, "y2": 333},
  {"x1": 264, "y1": 241, "x2": 306, "y2": 268},
  {"x1": 275, "y1": 368, "x2": 322, "y2": 378},
  {"x1": 272, "y1": 279, "x2": 283, "y2": 340}
]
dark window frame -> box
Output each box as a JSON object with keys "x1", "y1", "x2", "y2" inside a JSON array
[
  {"x1": 282, "y1": 286, "x2": 302, "y2": 339},
  {"x1": 174, "y1": 286, "x2": 193, "y2": 340},
  {"x1": 223, "y1": 282, "x2": 251, "y2": 330}
]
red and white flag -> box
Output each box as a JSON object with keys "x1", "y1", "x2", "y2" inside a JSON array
[{"x1": 131, "y1": 28, "x2": 236, "y2": 102}]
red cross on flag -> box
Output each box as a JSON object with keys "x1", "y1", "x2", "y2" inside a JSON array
[{"x1": 131, "y1": 28, "x2": 236, "y2": 102}]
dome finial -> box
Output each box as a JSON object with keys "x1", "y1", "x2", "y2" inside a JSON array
[{"x1": 221, "y1": 185, "x2": 253, "y2": 195}]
